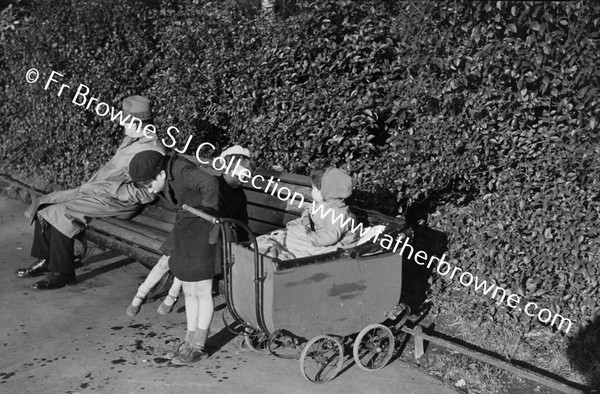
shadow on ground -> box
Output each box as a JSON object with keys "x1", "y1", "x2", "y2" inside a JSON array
[
  {"x1": 400, "y1": 225, "x2": 448, "y2": 319},
  {"x1": 567, "y1": 315, "x2": 600, "y2": 392},
  {"x1": 77, "y1": 256, "x2": 137, "y2": 283}
]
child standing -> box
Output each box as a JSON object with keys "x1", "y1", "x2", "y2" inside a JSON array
[
  {"x1": 128, "y1": 149, "x2": 253, "y2": 364},
  {"x1": 125, "y1": 146, "x2": 252, "y2": 317}
]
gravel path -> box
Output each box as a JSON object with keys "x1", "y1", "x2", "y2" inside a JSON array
[{"x1": 0, "y1": 196, "x2": 458, "y2": 394}]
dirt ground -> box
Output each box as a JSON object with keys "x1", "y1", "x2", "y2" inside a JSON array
[{"x1": 0, "y1": 195, "x2": 459, "y2": 394}]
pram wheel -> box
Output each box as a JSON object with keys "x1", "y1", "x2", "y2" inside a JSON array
[
  {"x1": 353, "y1": 323, "x2": 395, "y2": 371},
  {"x1": 221, "y1": 307, "x2": 243, "y2": 335},
  {"x1": 242, "y1": 330, "x2": 269, "y2": 352},
  {"x1": 267, "y1": 330, "x2": 301, "y2": 359},
  {"x1": 388, "y1": 303, "x2": 411, "y2": 332},
  {"x1": 299, "y1": 335, "x2": 344, "y2": 383}
]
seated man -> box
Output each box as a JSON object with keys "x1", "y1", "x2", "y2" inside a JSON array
[{"x1": 15, "y1": 95, "x2": 166, "y2": 289}]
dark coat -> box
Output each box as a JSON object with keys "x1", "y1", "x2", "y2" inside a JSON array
[
  {"x1": 217, "y1": 175, "x2": 249, "y2": 243},
  {"x1": 160, "y1": 153, "x2": 220, "y2": 281}
]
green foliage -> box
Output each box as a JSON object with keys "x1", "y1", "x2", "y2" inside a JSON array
[
  {"x1": 1, "y1": 0, "x2": 160, "y2": 185},
  {"x1": 1, "y1": 0, "x2": 599, "y2": 335}
]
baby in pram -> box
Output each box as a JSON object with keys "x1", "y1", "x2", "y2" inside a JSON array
[{"x1": 256, "y1": 167, "x2": 359, "y2": 260}]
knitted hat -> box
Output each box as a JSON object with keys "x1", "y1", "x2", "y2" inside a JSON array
[
  {"x1": 129, "y1": 150, "x2": 166, "y2": 182},
  {"x1": 219, "y1": 145, "x2": 251, "y2": 158},
  {"x1": 320, "y1": 168, "x2": 353, "y2": 200}
]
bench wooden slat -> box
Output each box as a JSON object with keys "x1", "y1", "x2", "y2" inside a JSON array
[
  {"x1": 142, "y1": 205, "x2": 177, "y2": 225},
  {"x1": 255, "y1": 168, "x2": 312, "y2": 187},
  {"x1": 240, "y1": 176, "x2": 312, "y2": 198},
  {"x1": 85, "y1": 229, "x2": 160, "y2": 269},
  {"x1": 89, "y1": 220, "x2": 164, "y2": 252},
  {"x1": 131, "y1": 215, "x2": 174, "y2": 234},
  {"x1": 185, "y1": 155, "x2": 312, "y2": 187},
  {"x1": 245, "y1": 189, "x2": 287, "y2": 209},
  {"x1": 242, "y1": 185, "x2": 311, "y2": 213},
  {"x1": 246, "y1": 205, "x2": 299, "y2": 228},
  {"x1": 247, "y1": 219, "x2": 280, "y2": 236},
  {"x1": 101, "y1": 217, "x2": 169, "y2": 241},
  {"x1": 245, "y1": 189, "x2": 306, "y2": 216}
]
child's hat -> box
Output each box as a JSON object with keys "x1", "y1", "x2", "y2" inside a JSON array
[
  {"x1": 321, "y1": 168, "x2": 353, "y2": 200},
  {"x1": 129, "y1": 150, "x2": 166, "y2": 182},
  {"x1": 220, "y1": 145, "x2": 251, "y2": 158}
]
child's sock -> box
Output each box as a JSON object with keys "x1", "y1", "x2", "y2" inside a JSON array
[
  {"x1": 191, "y1": 328, "x2": 209, "y2": 350},
  {"x1": 126, "y1": 290, "x2": 147, "y2": 316},
  {"x1": 130, "y1": 282, "x2": 153, "y2": 307},
  {"x1": 163, "y1": 294, "x2": 176, "y2": 306},
  {"x1": 137, "y1": 282, "x2": 153, "y2": 298},
  {"x1": 131, "y1": 291, "x2": 145, "y2": 307},
  {"x1": 185, "y1": 330, "x2": 195, "y2": 345}
]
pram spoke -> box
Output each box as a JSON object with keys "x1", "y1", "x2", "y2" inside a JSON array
[
  {"x1": 267, "y1": 330, "x2": 302, "y2": 360},
  {"x1": 353, "y1": 324, "x2": 395, "y2": 371},
  {"x1": 221, "y1": 306, "x2": 244, "y2": 335},
  {"x1": 242, "y1": 330, "x2": 269, "y2": 352},
  {"x1": 299, "y1": 335, "x2": 344, "y2": 383}
]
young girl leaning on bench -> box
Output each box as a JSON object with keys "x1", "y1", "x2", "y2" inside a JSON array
[{"x1": 126, "y1": 146, "x2": 253, "y2": 364}]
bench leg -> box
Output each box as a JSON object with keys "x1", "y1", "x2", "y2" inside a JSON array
[{"x1": 413, "y1": 325, "x2": 425, "y2": 359}]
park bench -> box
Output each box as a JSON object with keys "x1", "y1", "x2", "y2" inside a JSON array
[{"x1": 83, "y1": 155, "x2": 410, "y2": 271}]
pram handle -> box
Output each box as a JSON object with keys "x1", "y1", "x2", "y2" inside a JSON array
[{"x1": 182, "y1": 204, "x2": 220, "y2": 224}]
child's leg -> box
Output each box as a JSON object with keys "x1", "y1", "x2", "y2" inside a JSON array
[
  {"x1": 169, "y1": 278, "x2": 182, "y2": 299},
  {"x1": 192, "y1": 279, "x2": 214, "y2": 350},
  {"x1": 182, "y1": 281, "x2": 200, "y2": 333},
  {"x1": 157, "y1": 278, "x2": 182, "y2": 315},
  {"x1": 171, "y1": 280, "x2": 211, "y2": 364},
  {"x1": 126, "y1": 255, "x2": 170, "y2": 316},
  {"x1": 164, "y1": 280, "x2": 194, "y2": 360}
]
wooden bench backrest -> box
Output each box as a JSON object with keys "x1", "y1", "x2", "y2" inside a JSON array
[
  {"x1": 141, "y1": 156, "x2": 311, "y2": 236},
  {"x1": 139, "y1": 155, "x2": 407, "y2": 240}
]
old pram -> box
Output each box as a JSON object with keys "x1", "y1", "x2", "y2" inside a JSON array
[{"x1": 183, "y1": 203, "x2": 412, "y2": 383}]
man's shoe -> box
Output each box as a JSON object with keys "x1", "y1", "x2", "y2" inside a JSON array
[
  {"x1": 170, "y1": 347, "x2": 209, "y2": 365},
  {"x1": 32, "y1": 272, "x2": 76, "y2": 290},
  {"x1": 15, "y1": 259, "x2": 49, "y2": 278}
]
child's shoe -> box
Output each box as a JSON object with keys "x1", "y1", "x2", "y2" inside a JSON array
[
  {"x1": 157, "y1": 296, "x2": 177, "y2": 315},
  {"x1": 171, "y1": 347, "x2": 209, "y2": 364},
  {"x1": 164, "y1": 341, "x2": 191, "y2": 360},
  {"x1": 126, "y1": 295, "x2": 145, "y2": 317}
]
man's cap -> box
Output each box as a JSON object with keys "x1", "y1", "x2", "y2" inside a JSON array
[
  {"x1": 123, "y1": 95, "x2": 153, "y2": 121},
  {"x1": 129, "y1": 150, "x2": 166, "y2": 182}
]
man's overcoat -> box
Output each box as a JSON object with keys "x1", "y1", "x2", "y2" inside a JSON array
[{"x1": 31, "y1": 131, "x2": 165, "y2": 237}]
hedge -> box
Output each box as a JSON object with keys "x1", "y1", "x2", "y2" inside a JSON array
[{"x1": 1, "y1": 0, "x2": 599, "y2": 363}]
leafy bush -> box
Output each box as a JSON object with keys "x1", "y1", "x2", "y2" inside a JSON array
[
  {"x1": 1, "y1": 0, "x2": 599, "y2": 357},
  {"x1": 1, "y1": 0, "x2": 160, "y2": 185}
]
